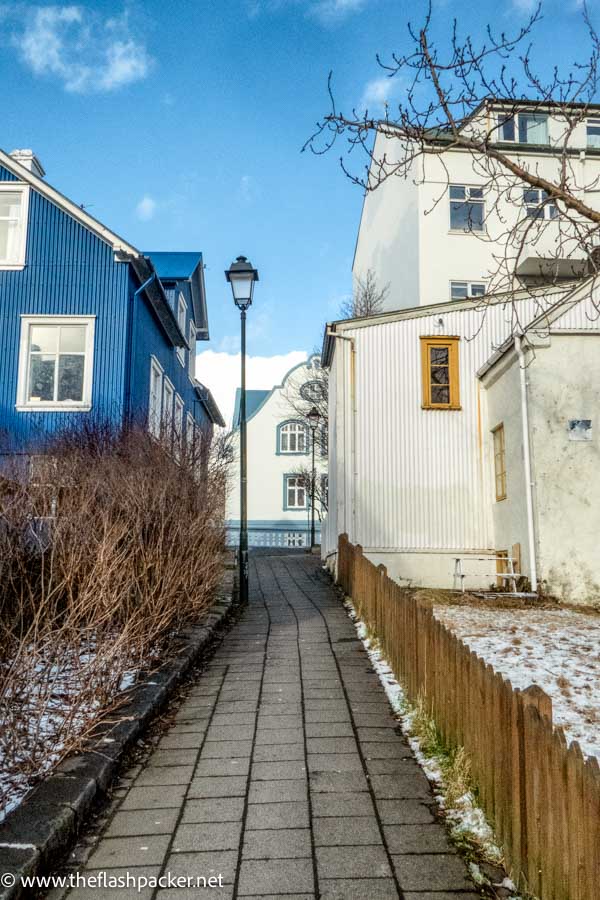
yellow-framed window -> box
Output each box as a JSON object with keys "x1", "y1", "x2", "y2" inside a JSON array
[
  {"x1": 420, "y1": 336, "x2": 460, "y2": 410},
  {"x1": 492, "y1": 423, "x2": 507, "y2": 501}
]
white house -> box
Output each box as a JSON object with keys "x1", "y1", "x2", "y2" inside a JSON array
[
  {"x1": 321, "y1": 283, "x2": 600, "y2": 606},
  {"x1": 354, "y1": 100, "x2": 600, "y2": 310},
  {"x1": 227, "y1": 356, "x2": 328, "y2": 549}
]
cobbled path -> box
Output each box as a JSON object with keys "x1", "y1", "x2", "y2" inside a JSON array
[{"x1": 56, "y1": 552, "x2": 480, "y2": 899}]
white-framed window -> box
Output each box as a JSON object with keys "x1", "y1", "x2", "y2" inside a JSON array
[
  {"x1": 162, "y1": 377, "x2": 174, "y2": 434},
  {"x1": 148, "y1": 356, "x2": 163, "y2": 437},
  {"x1": 0, "y1": 184, "x2": 29, "y2": 269},
  {"x1": 279, "y1": 421, "x2": 307, "y2": 454},
  {"x1": 450, "y1": 281, "x2": 486, "y2": 300},
  {"x1": 587, "y1": 118, "x2": 600, "y2": 149},
  {"x1": 523, "y1": 188, "x2": 558, "y2": 220},
  {"x1": 176, "y1": 293, "x2": 187, "y2": 367},
  {"x1": 188, "y1": 320, "x2": 196, "y2": 379},
  {"x1": 186, "y1": 411, "x2": 195, "y2": 455},
  {"x1": 284, "y1": 475, "x2": 307, "y2": 509},
  {"x1": 16, "y1": 315, "x2": 95, "y2": 411},
  {"x1": 449, "y1": 185, "x2": 485, "y2": 232},
  {"x1": 498, "y1": 111, "x2": 549, "y2": 145},
  {"x1": 173, "y1": 393, "x2": 184, "y2": 459}
]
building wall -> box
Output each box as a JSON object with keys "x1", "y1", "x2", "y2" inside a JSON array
[
  {"x1": 353, "y1": 134, "x2": 600, "y2": 311},
  {"x1": 353, "y1": 132, "x2": 420, "y2": 311},
  {"x1": 324, "y1": 292, "x2": 600, "y2": 591},
  {"x1": 0, "y1": 167, "x2": 130, "y2": 452},
  {"x1": 529, "y1": 334, "x2": 600, "y2": 605},
  {"x1": 227, "y1": 359, "x2": 328, "y2": 545},
  {"x1": 480, "y1": 352, "x2": 532, "y2": 581},
  {"x1": 128, "y1": 272, "x2": 211, "y2": 435}
]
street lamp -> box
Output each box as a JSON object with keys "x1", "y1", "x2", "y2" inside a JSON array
[
  {"x1": 307, "y1": 405, "x2": 321, "y2": 552},
  {"x1": 225, "y1": 256, "x2": 259, "y2": 605}
]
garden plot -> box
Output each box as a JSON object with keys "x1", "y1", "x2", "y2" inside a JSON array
[{"x1": 433, "y1": 605, "x2": 600, "y2": 761}]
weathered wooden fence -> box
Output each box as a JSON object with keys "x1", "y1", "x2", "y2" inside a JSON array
[{"x1": 337, "y1": 535, "x2": 600, "y2": 900}]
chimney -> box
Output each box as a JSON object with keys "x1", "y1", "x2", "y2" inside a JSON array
[{"x1": 9, "y1": 149, "x2": 45, "y2": 179}]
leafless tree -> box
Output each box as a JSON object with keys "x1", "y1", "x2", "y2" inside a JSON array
[
  {"x1": 294, "y1": 465, "x2": 328, "y2": 517},
  {"x1": 279, "y1": 356, "x2": 329, "y2": 452},
  {"x1": 305, "y1": 3, "x2": 600, "y2": 313},
  {"x1": 340, "y1": 269, "x2": 389, "y2": 319}
]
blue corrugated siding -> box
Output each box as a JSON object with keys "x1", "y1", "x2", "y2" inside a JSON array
[
  {"x1": 129, "y1": 271, "x2": 211, "y2": 435},
  {"x1": 0, "y1": 178, "x2": 129, "y2": 451}
]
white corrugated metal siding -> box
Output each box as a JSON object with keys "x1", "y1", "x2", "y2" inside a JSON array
[{"x1": 336, "y1": 297, "x2": 549, "y2": 552}]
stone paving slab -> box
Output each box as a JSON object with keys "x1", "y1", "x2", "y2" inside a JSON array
[{"x1": 57, "y1": 552, "x2": 479, "y2": 899}]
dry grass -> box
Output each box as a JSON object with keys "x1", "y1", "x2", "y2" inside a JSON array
[{"x1": 0, "y1": 424, "x2": 228, "y2": 818}]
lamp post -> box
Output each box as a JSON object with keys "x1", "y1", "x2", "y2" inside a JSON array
[
  {"x1": 225, "y1": 256, "x2": 259, "y2": 605},
  {"x1": 307, "y1": 405, "x2": 321, "y2": 552}
]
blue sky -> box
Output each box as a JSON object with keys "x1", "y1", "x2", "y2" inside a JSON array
[{"x1": 0, "y1": 0, "x2": 595, "y2": 421}]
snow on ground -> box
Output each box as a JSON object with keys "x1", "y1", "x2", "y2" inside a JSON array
[
  {"x1": 433, "y1": 605, "x2": 600, "y2": 761},
  {"x1": 344, "y1": 599, "x2": 510, "y2": 881}
]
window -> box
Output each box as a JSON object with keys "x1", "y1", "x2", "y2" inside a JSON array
[
  {"x1": 188, "y1": 320, "x2": 196, "y2": 379},
  {"x1": 420, "y1": 336, "x2": 460, "y2": 410},
  {"x1": 278, "y1": 421, "x2": 308, "y2": 454},
  {"x1": 0, "y1": 185, "x2": 29, "y2": 268},
  {"x1": 492, "y1": 423, "x2": 507, "y2": 501},
  {"x1": 149, "y1": 357, "x2": 163, "y2": 437},
  {"x1": 450, "y1": 281, "x2": 486, "y2": 300},
  {"x1": 173, "y1": 394, "x2": 184, "y2": 459},
  {"x1": 16, "y1": 316, "x2": 95, "y2": 411},
  {"x1": 176, "y1": 294, "x2": 187, "y2": 366},
  {"x1": 284, "y1": 475, "x2": 307, "y2": 509},
  {"x1": 523, "y1": 188, "x2": 558, "y2": 220},
  {"x1": 587, "y1": 119, "x2": 600, "y2": 149},
  {"x1": 162, "y1": 377, "x2": 174, "y2": 434},
  {"x1": 498, "y1": 112, "x2": 548, "y2": 145},
  {"x1": 321, "y1": 474, "x2": 329, "y2": 510},
  {"x1": 285, "y1": 532, "x2": 305, "y2": 547},
  {"x1": 449, "y1": 185, "x2": 485, "y2": 232}
]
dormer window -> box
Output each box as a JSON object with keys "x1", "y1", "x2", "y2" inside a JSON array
[
  {"x1": 0, "y1": 185, "x2": 29, "y2": 269},
  {"x1": 498, "y1": 111, "x2": 548, "y2": 145}
]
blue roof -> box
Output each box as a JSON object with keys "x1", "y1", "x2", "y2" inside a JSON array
[
  {"x1": 232, "y1": 389, "x2": 270, "y2": 428},
  {"x1": 145, "y1": 251, "x2": 203, "y2": 281}
]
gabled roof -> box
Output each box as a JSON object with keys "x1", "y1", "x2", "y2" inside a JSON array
[
  {"x1": 195, "y1": 382, "x2": 225, "y2": 428},
  {"x1": 477, "y1": 276, "x2": 599, "y2": 378},
  {"x1": 146, "y1": 251, "x2": 209, "y2": 341},
  {"x1": 0, "y1": 147, "x2": 140, "y2": 256},
  {"x1": 232, "y1": 389, "x2": 270, "y2": 429}
]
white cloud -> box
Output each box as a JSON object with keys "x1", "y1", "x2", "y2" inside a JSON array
[
  {"x1": 135, "y1": 195, "x2": 156, "y2": 221},
  {"x1": 309, "y1": 0, "x2": 366, "y2": 24},
  {"x1": 511, "y1": 0, "x2": 538, "y2": 10},
  {"x1": 195, "y1": 350, "x2": 308, "y2": 428},
  {"x1": 361, "y1": 76, "x2": 395, "y2": 112},
  {"x1": 10, "y1": 6, "x2": 151, "y2": 94},
  {"x1": 247, "y1": 0, "x2": 367, "y2": 25},
  {"x1": 240, "y1": 174, "x2": 260, "y2": 203}
]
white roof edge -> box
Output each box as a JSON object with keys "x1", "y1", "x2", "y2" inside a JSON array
[{"x1": 0, "y1": 148, "x2": 141, "y2": 257}]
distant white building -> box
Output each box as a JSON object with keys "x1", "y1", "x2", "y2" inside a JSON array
[
  {"x1": 322, "y1": 283, "x2": 600, "y2": 606},
  {"x1": 354, "y1": 100, "x2": 600, "y2": 310},
  {"x1": 227, "y1": 356, "x2": 328, "y2": 549}
]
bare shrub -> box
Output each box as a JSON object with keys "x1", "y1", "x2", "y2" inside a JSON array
[{"x1": 0, "y1": 424, "x2": 227, "y2": 818}]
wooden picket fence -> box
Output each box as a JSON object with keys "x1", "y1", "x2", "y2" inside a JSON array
[{"x1": 337, "y1": 535, "x2": 600, "y2": 900}]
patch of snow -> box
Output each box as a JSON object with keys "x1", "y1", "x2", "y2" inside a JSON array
[
  {"x1": 343, "y1": 599, "x2": 504, "y2": 869},
  {"x1": 433, "y1": 605, "x2": 600, "y2": 761}
]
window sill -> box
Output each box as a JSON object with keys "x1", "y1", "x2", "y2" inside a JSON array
[
  {"x1": 16, "y1": 403, "x2": 92, "y2": 413},
  {"x1": 0, "y1": 263, "x2": 26, "y2": 271},
  {"x1": 276, "y1": 451, "x2": 310, "y2": 457},
  {"x1": 421, "y1": 405, "x2": 462, "y2": 411},
  {"x1": 448, "y1": 230, "x2": 487, "y2": 237}
]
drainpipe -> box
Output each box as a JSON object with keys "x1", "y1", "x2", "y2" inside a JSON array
[
  {"x1": 514, "y1": 334, "x2": 538, "y2": 592},
  {"x1": 126, "y1": 273, "x2": 156, "y2": 423},
  {"x1": 326, "y1": 330, "x2": 357, "y2": 542}
]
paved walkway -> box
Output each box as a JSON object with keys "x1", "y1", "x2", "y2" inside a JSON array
[{"x1": 57, "y1": 553, "x2": 480, "y2": 899}]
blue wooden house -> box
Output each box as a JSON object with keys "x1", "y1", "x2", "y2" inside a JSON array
[{"x1": 0, "y1": 148, "x2": 223, "y2": 460}]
